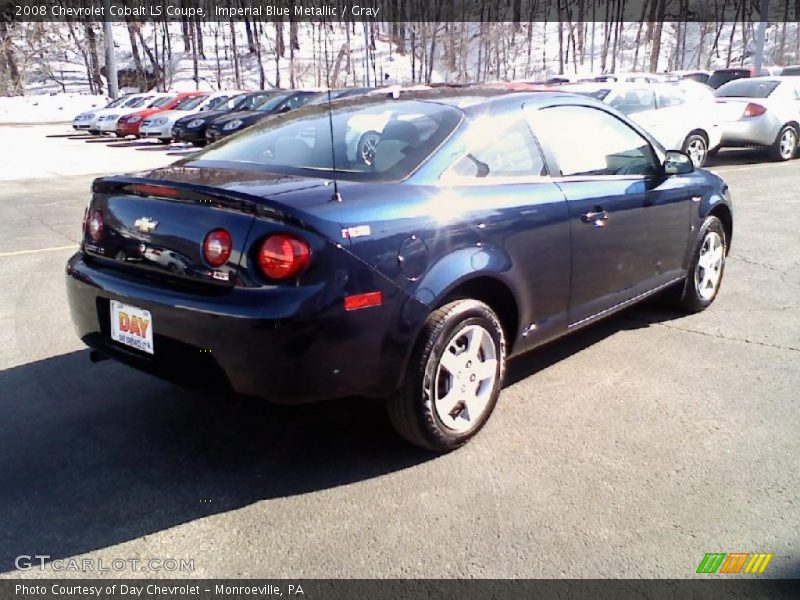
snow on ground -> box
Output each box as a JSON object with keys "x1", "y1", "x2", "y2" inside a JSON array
[
  {"x1": 0, "y1": 124, "x2": 177, "y2": 180},
  {"x1": 0, "y1": 94, "x2": 111, "y2": 124}
]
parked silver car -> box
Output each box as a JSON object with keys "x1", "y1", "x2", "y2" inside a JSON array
[{"x1": 714, "y1": 77, "x2": 800, "y2": 161}]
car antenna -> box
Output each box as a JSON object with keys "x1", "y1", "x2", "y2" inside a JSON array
[{"x1": 323, "y1": 32, "x2": 342, "y2": 203}]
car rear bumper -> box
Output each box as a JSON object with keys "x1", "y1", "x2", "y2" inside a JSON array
[
  {"x1": 720, "y1": 116, "x2": 779, "y2": 147},
  {"x1": 66, "y1": 251, "x2": 407, "y2": 403}
]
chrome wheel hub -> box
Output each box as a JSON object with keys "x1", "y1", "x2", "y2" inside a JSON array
[
  {"x1": 694, "y1": 231, "x2": 724, "y2": 300},
  {"x1": 687, "y1": 138, "x2": 707, "y2": 167},
  {"x1": 780, "y1": 129, "x2": 796, "y2": 159},
  {"x1": 433, "y1": 324, "x2": 498, "y2": 433}
]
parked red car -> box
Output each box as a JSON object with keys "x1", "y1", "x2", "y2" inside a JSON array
[{"x1": 115, "y1": 92, "x2": 207, "y2": 138}]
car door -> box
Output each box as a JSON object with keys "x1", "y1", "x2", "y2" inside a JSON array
[{"x1": 526, "y1": 103, "x2": 692, "y2": 326}]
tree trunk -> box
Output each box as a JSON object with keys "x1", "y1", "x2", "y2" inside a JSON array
[
  {"x1": 229, "y1": 20, "x2": 241, "y2": 88},
  {"x1": 126, "y1": 21, "x2": 146, "y2": 91},
  {"x1": 649, "y1": 0, "x2": 666, "y2": 72},
  {"x1": 84, "y1": 23, "x2": 104, "y2": 94},
  {"x1": 66, "y1": 20, "x2": 94, "y2": 95}
]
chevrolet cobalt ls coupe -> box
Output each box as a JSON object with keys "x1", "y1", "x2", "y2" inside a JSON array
[{"x1": 67, "y1": 90, "x2": 733, "y2": 451}]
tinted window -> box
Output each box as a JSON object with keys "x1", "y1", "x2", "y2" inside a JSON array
[
  {"x1": 533, "y1": 105, "x2": 658, "y2": 177},
  {"x1": 449, "y1": 121, "x2": 545, "y2": 179},
  {"x1": 106, "y1": 97, "x2": 129, "y2": 108},
  {"x1": 194, "y1": 99, "x2": 462, "y2": 182},
  {"x1": 715, "y1": 79, "x2": 780, "y2": 98},
  {"x1": 203, "y1": 96, "x2": 230, "y2": 110},
  {"x1": 781, "y1": 66, "x2": 800, "y2": 76},
  {"x1": 608, "y1": 89, "x2": 656, "y2": 114}
]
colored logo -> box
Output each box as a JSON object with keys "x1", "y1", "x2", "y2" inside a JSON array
[{"x1": 696, "y1": 553, "x2": 773, "y2": 574}]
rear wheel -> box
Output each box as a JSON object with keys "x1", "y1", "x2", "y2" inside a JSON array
[
  {"x1": 387, "y1": 300, "x2": 506, "y2": 451},
  {"x1": 770, "y1": 125, "x2": 798, "y2": 161},
  {"x1": 682, "y1": 133, "x2": 708, "y2": 167},
  {"x1": 671, "y1": 216, "x2": 726, "y2": 313}
]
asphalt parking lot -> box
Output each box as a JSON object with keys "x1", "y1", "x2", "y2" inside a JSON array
[{"x1": 0, "y1": 125, "x2": 798, "y2": 579}]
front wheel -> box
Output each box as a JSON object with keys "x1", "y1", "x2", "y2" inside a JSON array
[
  {"x1": 387, "y1": 300, "x2": 507, "y2": 451},
  {"x1": 682, "y1": 133, "x2": 708, "y2": 167},
  {"x1": 770, "y1": 125, "x2": 798, "y2": 161},
  {"x1": 672, "y1": 216, "x2": 727, "y2": 313}
]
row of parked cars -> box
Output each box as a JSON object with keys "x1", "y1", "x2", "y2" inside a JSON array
[
  {"x1": 73, "y1": 71, "x2": 800, "y2": 168},
  {"x1": 72, "y1": 87, "x2": 371, "y2": 145}
]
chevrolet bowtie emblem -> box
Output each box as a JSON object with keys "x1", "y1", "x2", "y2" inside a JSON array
[{"x1": 134, "y1": 217, "x2": 158, "y2": 233}]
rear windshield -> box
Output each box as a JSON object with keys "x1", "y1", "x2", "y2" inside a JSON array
[
  {"x1": 715, "y1": 79, "x2": 780, "y2": 98},
  {"x1": 191, "y1": 99, "x2": 462, "y2": 182},
  {"x1": 175, "y1": 95, "x2": 206, "y2": 110},
  {"x1": 708, "y1": 70, "x2": 750, "y2": 89},
  {"x1": 781, "y1": 67, "x2": 800, "y2": 76}
]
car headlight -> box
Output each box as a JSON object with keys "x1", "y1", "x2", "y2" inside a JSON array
[
  {"x1": 187, "y1": 118, "x2": 205, "y2": 128},
  {"x1": 223, "y1": 119, "x2": 244, "y2": 131},
  {"x1": 151, "y1": 118, "x2": 167, "y2": 125}
]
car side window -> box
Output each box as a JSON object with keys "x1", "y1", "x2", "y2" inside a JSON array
[
  {"x1": 447, "y1": 121, "x2": 546, "y2": 179},
  {"x1": 658, "y1": 90, "x2": 686, "y2": 108},
  {"x1": 532, "y1": 105, "x2": 659, "y2": 177}
]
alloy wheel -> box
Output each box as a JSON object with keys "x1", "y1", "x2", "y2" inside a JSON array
[
  {"x1": 433, "y1": 324, "x2": 498, "y2": 433},
  {"x1": 779, "y1": 128, "x2": 797, "y2": 160},
  {"x1": 694, "y1": 231, "x2": 724, "y2": 300},
  {"x1": 686, "y1": 138, "x2": 707, "y2": 167}
]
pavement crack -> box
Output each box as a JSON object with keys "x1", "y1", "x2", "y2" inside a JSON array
[{"x1": 649, "y1": 321, "x2": 800, "y2": 353}]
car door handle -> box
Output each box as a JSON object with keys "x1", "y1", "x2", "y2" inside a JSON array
[{"x1": 581, "y1": 210, "x2": 609, "y2": 227}]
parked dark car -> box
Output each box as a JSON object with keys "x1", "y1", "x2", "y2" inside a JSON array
[
  {"x1": 780, "y1": 65, "x2": 800, "y2": 76},
  {"x1": 708, "y1": 68, "x2": 753, "y2": 89},
  {"x1": 204, "y1": 90, "x2": 318, "y2": 142},
  {"x1": 66, "y1": 90, "x2": 733, "y2": 451},
  {"x1": 172, "y1": 91, "x2": 281, "y2": 146}
]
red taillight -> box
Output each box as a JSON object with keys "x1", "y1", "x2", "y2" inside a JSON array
[
  {"x1": 88, "y1": 210, "x2": 103, "y2": 241},
  {"x1": 742, "y1": 102, "x2": 767, "y2": 118},
  {"x1": 203, "y1": 229, "x2": 232, "y2": 267},
  {"x1": 257, "y1": 234, "x2": 310, "y2": 280}
]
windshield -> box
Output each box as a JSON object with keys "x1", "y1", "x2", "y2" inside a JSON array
[
  {"x1": 127, "y1": 96, "x2": 153, "y2": 108},
  {"x1": 192, "y1": 99, "x2": 462, "y2": 182},
  {"x1": 122, "y1": 96, "x2": 147, "y2": 108},
  {"x1": 150, "y1": 96, "x2": 176, "y2": 108},
  {"x1": 606, "y1": 89, "x2": 656, "y2": 114},
  {"x1": 234, "y1": 93, "x2": 278, "y2": 111},
  {"x1": 175, "y1": 95, "x2": 206, "y2": 110},
  {"x1": 716, "y1": 79, "x2": 780, "y2": 98},
  {"x1": 255, "y1": 94, "x2": 293, "y2": 112},
  {"x1": 106, "y1": 97, "x2": 128, "y2": 108}
]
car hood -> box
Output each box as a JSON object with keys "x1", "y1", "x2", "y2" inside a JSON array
[
  {"x1": 147, "y1": 109, "x2": 198, "y2": 123},
  {"x1": 175, "y1": 109, "x2": 229, "y2": 126},
  {"x1": 210, "y1": 110, "x2": 267, "y2": 125}
]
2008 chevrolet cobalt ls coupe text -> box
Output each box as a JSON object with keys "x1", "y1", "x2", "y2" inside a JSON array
[{"x1": 67, "y1": 90, "x2": 733, "y2": 451}]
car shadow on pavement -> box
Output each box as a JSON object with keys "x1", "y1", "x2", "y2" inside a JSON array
[
  {"x1": 705, "y1": 148, "x2": 772, "y2": 167},
  {"x1": 0, "y1": 350, "x2": 433, "y2": 572},
  {"x1": 506, "y1": 301, "x2": 680, "y2": 387}
]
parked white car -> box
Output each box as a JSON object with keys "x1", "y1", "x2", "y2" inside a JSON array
[
  {"x1": 94, "y1": 93, "x2": 173, "y2": 134},
  {"x1": 139, "y1": 91, "x2": 244, "y2": 143},
  {"x1": 714, "y1": 76, "x2": 800, "y2": 161},
  {"x1": 565, "y1": 81, "x2": 722, "y2": 166},
  {"x1": 72, "y1": 94, "x2": 137, "y2": 133}
]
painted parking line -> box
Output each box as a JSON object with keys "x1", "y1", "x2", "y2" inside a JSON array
[{"x1": 0, "y1": 245, "x2": 76, "y2": 258}]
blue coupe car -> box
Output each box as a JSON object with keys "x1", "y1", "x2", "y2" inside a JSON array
[{"x1": 67, "y1": 89, "x2": 733, "y2": 451}]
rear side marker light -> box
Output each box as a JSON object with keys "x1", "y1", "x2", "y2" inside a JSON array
[
  {"x1": 88, "y1": 210, "x2": 103, "y2": 241},
  {"x1": 203, "y1": 229, "x2": 232, "y2": 267},
  {"x1": 742, "y1": 103, "x2": 766, "y2": 118},
  {"x1": 257, "y1": 234, "x2": 311, "y2": 280},
  {"x1": 344, "y1": 291, "x2": 383, "y2": 311}
]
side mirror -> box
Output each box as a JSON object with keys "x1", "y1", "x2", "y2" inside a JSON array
[
  {"x1": 664, "y1": 150, "x2": 694, "y2": 175},
  {"x1": 279, "y1": 105, "x2": 292, "y2": 114}
]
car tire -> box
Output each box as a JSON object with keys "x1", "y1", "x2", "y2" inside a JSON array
[
  {"x1": 672, "y1": 215, "x2": 727, "y2": 313},
  {"x1": 682, "y1": 133, "x2": 708, "y2": 167},
  {"x1": 387, "y1": 299, "x2": 507, "y2": 451},
  {"x1": 88, "y1": 130, "x2": 100, "y2": 136},
  {"x1": 158, "y1": 138, "x2": 170, "y2": 145},
  {"x1": 356, "y1": 130, "x2": 381, "y2": 166},
  {"x1": 770, "y1": 125, "x2": 798, "y2": 161}
]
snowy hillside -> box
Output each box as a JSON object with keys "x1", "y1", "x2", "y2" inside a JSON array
[{"x1": 2, "y1": 20, "x2": 799, "y2": 100}]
